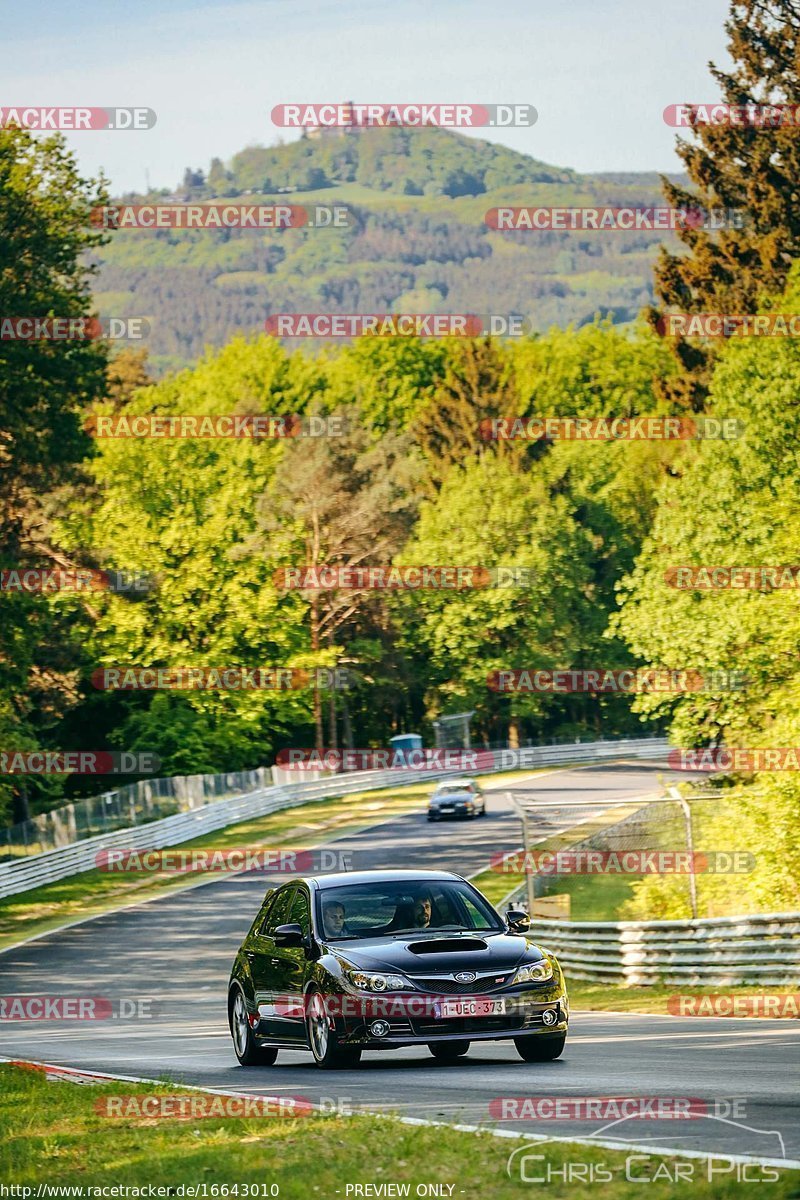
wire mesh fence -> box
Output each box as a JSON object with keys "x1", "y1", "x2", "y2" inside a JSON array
[
  {"x1": 504, "y1": 793, "x2": 748, "y2": 919},
  {"x1": 0, "y1": 767, "x2": 272, "y2": 862}
]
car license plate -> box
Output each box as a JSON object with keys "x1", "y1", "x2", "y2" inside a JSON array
[
  {"x1": 437, "y1": 998, "x2": 506, "y2": 1018},
  {"x1": 439, "y1": 806, "x2": 454, "y2": 813}
]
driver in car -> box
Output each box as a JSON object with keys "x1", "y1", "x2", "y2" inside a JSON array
[
  {"x1": 321, "y1": 899, "x2": 350, "y2": 938},
  {"x1": 412, "y1": 888, "x2": 435, "y2": 928}
]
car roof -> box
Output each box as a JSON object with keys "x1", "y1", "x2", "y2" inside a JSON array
[
  {"x1": 434, "y1": 777, "x2": 477, "y2": 786},
  {"x1": 306, "y1": 868, "x2": 465, "y2": 889}
]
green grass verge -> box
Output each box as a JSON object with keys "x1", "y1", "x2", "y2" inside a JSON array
[
  {"x1": 537, "y1": 872, "x2": 640, "y2": 921},
  {"x1": 2, "y1": 1065, "x2": 796, "y2": 1195},
  {"x1": 470, "y1": 803, "x2": 642, "y2": 910},
  {"x1": 475, "y1": 868, "x2": 638, "y2": 917},
  {"x1": 567, "y1": 984, "x2": 800, "y2": 1016},
  {"x1": 0, "y1": 767, "x2": 545, "y2": 952}
]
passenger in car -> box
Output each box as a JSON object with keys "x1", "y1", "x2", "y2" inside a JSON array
[{"x1": 321, "y1": 899, "x2": 350, "y2": 938}]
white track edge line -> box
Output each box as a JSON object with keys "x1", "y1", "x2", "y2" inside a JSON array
[{"x1": 2, "y1": 1056, "x2": 798, "y2": 1172}]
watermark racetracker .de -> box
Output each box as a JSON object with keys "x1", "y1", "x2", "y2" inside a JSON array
[
  {"x1": 0, "y1": 106, "x2": 156, "y2": 130},
  {"x1": 271, "y1": 102, "x2": 537, "y2": 128},
  {"x1": 264, "y1": 314, "x2": 529, "y2": 337}
]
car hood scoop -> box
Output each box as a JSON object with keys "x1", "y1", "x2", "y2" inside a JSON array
[{"x1": 407, "y1": 937, "x2": 488, "y2": 955}]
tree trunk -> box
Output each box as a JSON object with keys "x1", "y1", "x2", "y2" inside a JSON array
[
  {"x1": 310, "y1": 593, "x2": 323, "y2": 750},
  {"x1": 341, "y1": 690, "x2": 354, "y2": 750},
  {"x1": 328, "y1": 691, "x2": 337, "y2": 751}
]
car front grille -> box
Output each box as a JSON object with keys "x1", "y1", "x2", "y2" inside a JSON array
[
  {"x1": 409, "y1": 975, "x2": 510, "y2": 994},
  {"x1": 412, "y1": 1015, "x2": 521, "y2": 1035}
]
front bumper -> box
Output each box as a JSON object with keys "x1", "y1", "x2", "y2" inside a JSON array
[{"x1": 333, "y1": 994, "x2": 568, "y2": 1047}]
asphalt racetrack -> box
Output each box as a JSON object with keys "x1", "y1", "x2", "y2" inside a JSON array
[{"x1": 1, "y1": 763, "x2": 798, "y2": 1164}]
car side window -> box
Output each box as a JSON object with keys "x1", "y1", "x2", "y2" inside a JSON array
[
  {"x1": 461, "y1": 892, "x2": 493, "y2": 931},
  {"x1": 287, "y1": 887, "x2": 310, "y2": 934},
  {"x1": 252, "y1": 891, "x2": 277, "y2": 933},
  {"x1": 260, "y1": 886, "x2": 293, "y2": 936}
]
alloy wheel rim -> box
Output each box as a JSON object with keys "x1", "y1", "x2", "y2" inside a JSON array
[
  {"x1": 233, "y1": 992, "x2": 249, "y2": 1055},
  {"x1": 308, "y1": 993, "x2": 329, "y2": 1059}
]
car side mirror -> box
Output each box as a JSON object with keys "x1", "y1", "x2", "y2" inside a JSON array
[
  {"x1": 274, "y1": 922, "x2": 304, "y2": 947},
  {"x1": 506, "y1": 908, "x2": 531, "y2": 932}
]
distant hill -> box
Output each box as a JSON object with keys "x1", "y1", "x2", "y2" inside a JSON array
[{"x1": 95, "y1": 128, "x2": 684, "y2": 373}]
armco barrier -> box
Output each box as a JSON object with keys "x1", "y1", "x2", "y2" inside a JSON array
[
  {"x1": 0, "y1": 737, "x2": 669, "y2": 899},
  {"x1": 527, "y1": 912, "x2": 800, "y2": 987}
]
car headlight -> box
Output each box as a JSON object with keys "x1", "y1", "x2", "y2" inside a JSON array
[
  {"x1": 512, "y1": 959, "x2": 554, "y2": 985},
  {"x1": 345, "y1": 971, "x2": 417, "y2": 992}
]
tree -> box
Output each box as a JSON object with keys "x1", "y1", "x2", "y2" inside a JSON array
[
  {"x1": 77, "y1": 336, "x2": 326, "y2": 776},
  {"x1": 326, "y1": 337, "x2": 448, "y2": 433},
  {"x1": 612, "y1": 272, "x2": 800, "y2": 915},
  {"x1": 253, "y1": 406, "x2": 422, "y2": 748},
  {"x1": 412, "y1": 337, "x2": 521, "y2": 489},
  {"x1": 105, "y1": 347, "x2": 154, "y2": 406},
  {"x1": 650, "y1": 0, "x2": 800, "y2": 407},
  {"x1": 181, "y1": 167, "x2": 205, "y2": 195},
  {"x1": 395, "y1": 455, "x2": 597, "y2": 745},
  {"x1": 207, "y1": 157, "x2": 230, "y2": 196},
  {"x1": 614, "y1": 265, "x2": 800, "y2": 746},
  {"x1": 0, "y1": 126, "x2": 110, "y2": 822}
]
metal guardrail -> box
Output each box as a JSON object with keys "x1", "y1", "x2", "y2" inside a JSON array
[
  {"x1": 0, "y1": 737, "x2": 669, "y2": 899},
  {"x1": 529, "y1": 912, "x2": 800, "y2": 987},
  {"x1": 501, "y1": 785, "x2": 800, "y2": 986},
  {"x1": 0, "y1": 766, "x2": 277, "y2": 860}
]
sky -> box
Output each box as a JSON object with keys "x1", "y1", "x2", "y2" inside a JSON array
[{"x1": 1, "y1": 0, "x2": 733, "y2": 194}]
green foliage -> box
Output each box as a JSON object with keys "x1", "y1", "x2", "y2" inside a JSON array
[
  {"x1": 68, "y1": 338, "x2": 329, "y2": 773},
  {"x1": 394, "y1": 455, "x2": 595, "y2": 732},
  {"x1": 94, "y1": 130, "x2": 680, "y2": 372},
  {"x1": 651, "y1": 0, "x2": 800, "y2": 405},
  {"x1": 611, "y1": 265, "x2": 800, "y2": 913},
  {"x1": 226, "y1": 127, "x2": 575, "y2": 200},
  {"x1": 0, "y1": 128, "x2": 110, "y2": 822}
]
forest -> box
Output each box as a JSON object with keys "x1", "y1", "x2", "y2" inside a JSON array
[{"x1": 2, "y1": 0, "x2": 800, "y2": 917}]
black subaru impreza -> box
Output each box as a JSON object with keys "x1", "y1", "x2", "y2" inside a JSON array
[{"x1": 228, "y1": 869, "x2": 568, "y2": 1069}]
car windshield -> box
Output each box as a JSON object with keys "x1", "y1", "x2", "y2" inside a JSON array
[
  {"x1": 315, "y1": 879, "x2": 503, "y2": 939},
  {"x1": 436, "y1": 784, "x2": 473, "y2": 795}
]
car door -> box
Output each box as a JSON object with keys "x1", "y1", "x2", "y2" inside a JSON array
[
  {"x1": 247, "y1": 884, "x2": 293, "y2": 1038},
  {"x1": 266, "y1": 884, "x2": 313, "y2": 1042}
]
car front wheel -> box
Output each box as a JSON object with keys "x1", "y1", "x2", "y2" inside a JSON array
[
  {"x1": 514, "y1": 1033, "x2": 566, "y2": 1062},
  {"x1": 230, "y1": 987, "x2": 278, "y2": 1066},
  {"x1": 306, "y1": 991, "x2": 362, "y2": 1069}
]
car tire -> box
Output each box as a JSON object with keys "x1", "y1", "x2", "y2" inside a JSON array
[
  {"x1": 429, "y1": 1040, "x2": 470, "y2": 1062},
  {"x1": 306, "y1": 990, "x2": 362, "y2": 1069},
  {"x1": 514, "y1": 1033, "x2": 566, "y2": 1062},
  {"x1": 229, "y1": 987, "x2": 278, "y2": 1066},
  {"x1": 427, "y1": 813, "x2": 436, "y2": 821}
]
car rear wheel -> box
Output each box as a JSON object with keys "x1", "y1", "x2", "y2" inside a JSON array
[
  {"x1": 306, "y1": 991, "x2": 362, "y2": 1069},
  {"x1": 514, "y1": 1033, "x2": 566, "y2": 1062},
  {"x1": 230, "y1": 988, "x2": 278, "y2": 1066},
  {"x1": 428, "y1": 1040, "x2": 470, "y2": 1062}
]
